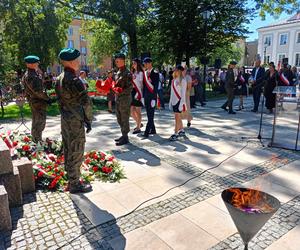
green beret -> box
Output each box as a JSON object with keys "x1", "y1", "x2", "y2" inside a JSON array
[
  {"x1": 58, "y1": 48, "x2": 81, "y2": 61},
  {"x1": 24, "y1": 55, "x2": 40, "y2": 63},
  {"x1": 114, "y1": 53, "x2": 126, "y2": 60}
]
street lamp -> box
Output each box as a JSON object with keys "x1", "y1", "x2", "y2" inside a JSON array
[{"x1": 201, "y1": 9, "x2": 212, "y2": 102}]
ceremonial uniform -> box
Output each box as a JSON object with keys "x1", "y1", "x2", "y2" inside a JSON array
[
  {"x1": 143, "y1": 58, "x2": 159, "y2": 137},
  {"x1": 114, "y1": 65, "x2": 133, "y2": 145},
  {"x1": 22, "y1": 55, "x2": 49, "y2": 142},
  {"x1": 56, "y1": 48, "x2": 93, "y2": 193}
]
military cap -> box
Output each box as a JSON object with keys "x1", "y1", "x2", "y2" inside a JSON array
[
  {"x1": 24, "y1": 55, "x2": 40, "y2": 63},
  {"x1": 143, "y1": 57, "x2": 152, "y2": 63},
  {"x1": 58, "y1": 48, "x2": 80, "y2": 61},
  {"x1": 229, "y1": 61, "x2": 237, "y2": 65},
  {"x1": 114, "y1": 53, "x2": 126, "y2": 60},
  {"x1": 176, "y1": 65, "x2": 184, "y2": 71}
]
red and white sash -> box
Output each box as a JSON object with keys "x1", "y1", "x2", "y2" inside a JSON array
[
  {"x1": 279, "y1": 73, "x2": 290, "y2": 86},
  {"x1": 132, "y1": 75, "x2": 142, "y2": 101},
  {"x1": 144, "y1": 70, "x2": 154, "y2": 93},
  {"x1": 172, "y1": 79, "x2": 181, "y2": 100}
]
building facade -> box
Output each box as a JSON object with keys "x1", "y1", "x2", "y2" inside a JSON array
[
  {"x1": 257, "y1": 12, "x2": 300, "y2": 67},
  {"x1": 50, "y1": 18, "x2": 112, "y2": 75}
]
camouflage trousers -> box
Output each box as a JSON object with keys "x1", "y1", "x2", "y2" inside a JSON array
[
  {"x1": 30, "y1": 102, "x2": 47, "y2": 143},
  {"x1": 116, "y1": 95, "x2": 131, "y2": 136},
  {"x1": 61, "y1": 116, "x2": 85, "y2": 186}
]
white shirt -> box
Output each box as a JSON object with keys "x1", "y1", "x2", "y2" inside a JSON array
[
  {"x1": 169, "y1": 77, "x2": 187, "y2": 111},
  {"x1": 132, "y1": 71, "x2": 144, "y2": 100}
]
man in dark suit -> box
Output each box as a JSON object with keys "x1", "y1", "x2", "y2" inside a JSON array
[
  {"x1": 142, "y1": 57, "x2": 159, "y2": 138},
  {"x1": 251, "y1": 59, "x2": 265, "y2": 112},
  {"x1": 221, "y1": 61, "x2": 237, "y2": 114}
]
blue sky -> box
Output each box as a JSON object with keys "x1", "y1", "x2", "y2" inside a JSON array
[{"x1": 245, "y1": 1, "x2": 290, "y2": 41}]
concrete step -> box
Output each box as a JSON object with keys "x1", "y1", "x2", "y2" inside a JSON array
[
  {"x1": 0, "y1": 139, "x2": 13, "y2": 175},
  {"x1": 13, "y1": 158, "x2": 35, "y2": 194},
  {"x1": 0, "y1": 185, "x2": 12, "y2": 231},
  {"x1": 0, "y1": 167, "x2": 23, "y2": 207}
]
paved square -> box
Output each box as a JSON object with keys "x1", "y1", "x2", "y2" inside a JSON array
[{"x1": 1, "y1": 97, "x2": 300, "y2": 250}]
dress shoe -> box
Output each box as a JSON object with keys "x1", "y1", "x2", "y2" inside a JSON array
[
  {"x1": 251, "y1": 109, "x2": 258, "y2": 113},
  {"x1": 187, "y1": 122, "x2": 191, "y2": 128},
  {"x1": 69, "y1": 182, "x2": 93, "y2": 194},
  {"x1": 116, "y1": 136, "x2": 129, "y2": 146},
  {"x1": 228, "y1": 111, "x2": 236, "y2": 114}
]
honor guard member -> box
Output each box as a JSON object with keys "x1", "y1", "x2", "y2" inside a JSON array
[
  {"x1": 142, "y1": 57, "x2": 159, "y2": 137},
  {"x1": 221, "y1": 61, "x2": 237, "y2": 114},
  {"x1": 113, "y1": 53, "x2": 133, "y2": 146},
  {"x1": 55, "y1": 48, "x2": 93, "y2": 193},
  {"x1": 22, "y1": 55, "x2": 50, "y2": 143}
]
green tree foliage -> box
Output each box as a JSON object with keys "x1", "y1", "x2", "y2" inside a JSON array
[
  {"x1": 0, "y1": 0, "x2": 71, "y2": 70},
  {"x1": 82, "y1": 19, "x2": 123, "y2": 65},
  {"x1": 254, "y1": 0, "x2": 300, "y2": 19}
]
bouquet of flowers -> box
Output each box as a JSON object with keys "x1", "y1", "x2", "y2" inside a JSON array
[{"x1": 0, "y1": 131, "x2": 126, "y2": 191}]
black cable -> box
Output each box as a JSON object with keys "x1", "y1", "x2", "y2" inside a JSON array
[{"x1": 56, "y1": 141, "x2": 249, "y2": 250}]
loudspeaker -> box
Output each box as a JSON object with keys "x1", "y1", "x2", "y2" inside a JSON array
[{"x1": 214, "y1": 59, "x2": 222, "y2": 69}]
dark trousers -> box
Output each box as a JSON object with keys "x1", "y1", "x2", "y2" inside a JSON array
[
  {"x1": 222, "y1": 87, "x2": 234, "y2": 112},
  {"x1": 190, "y1": 95, "x2": 196, "y2": 108},
  {"x1": 157, "y1": 89, "x2": 165, "y2": 108},
  {"x1": 145, "y1": 98, "x2": 156, "y2": 135},
  {"x1": 252, "y1": 87, "x2": 262, "y2": 111},
  {"x1": 195, "y1": 84, "x2": 204, "y2": 104}
]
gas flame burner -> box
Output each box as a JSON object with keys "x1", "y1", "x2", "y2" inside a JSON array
[{"x1": 222, "y1": 187, "x2": 280, "y2": 250}]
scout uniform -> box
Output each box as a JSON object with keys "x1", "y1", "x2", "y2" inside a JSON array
[
  {"x1": 113, "y1": 53, "x2": 133, "y2": 146},
  {"x1": 55, "y1": 48, "x2": 93, "y2": 193},
  {"x1": 22, "y1": 55, "x2": 50, "y2": 142}
]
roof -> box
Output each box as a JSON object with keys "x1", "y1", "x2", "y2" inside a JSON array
[{"x1": 257, "y1": 11, "x2": 300, "y2": 30}]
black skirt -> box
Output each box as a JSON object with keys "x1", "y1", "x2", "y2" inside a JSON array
[
  {"x1": 172, "y1": 101, "x2": 181, "y2": 113},
  {"x1": 131, "y1": 90, "x2": 143, "y2": 107}
]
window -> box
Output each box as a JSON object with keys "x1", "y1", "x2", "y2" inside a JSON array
[
  {"x1": 295, "y1": 53, "x2": 300, "y2": 67},
  {"x1": 81, "y1": 47, "x2": 87, "y2": 54},
  {"x1": 68, "y1": 27, "x2": 73, "y2": 36},
  {"x1": 67, "y1": 40, "x2": 74, "y2": 48},
  {"x1": 278, "y1": 54, "x2": 286, "y2": 63},
  {"x1": 280, "y1": 34, "x2": 288, "y2": 45},
  {"x1": 264, "y1": 36, "x2": 271, "y2": 46},
  {"x1": 80, "y1": 35, "x2": 85, "y2": 41},
  {"x1": 297, "y1": 33, "x2": 300, "y2": 43}
]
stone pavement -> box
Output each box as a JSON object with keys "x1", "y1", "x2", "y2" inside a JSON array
[{"x1": 0, "y1": 96, "x2": 300, "y2": 250}]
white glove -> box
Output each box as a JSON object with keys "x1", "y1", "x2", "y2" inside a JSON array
[
  {"x1": 141, "y1": 98, "x2": 145, "y2": 106},
  {"x1": 151, "y1": 99, "x2": 156, "y2": 108}
]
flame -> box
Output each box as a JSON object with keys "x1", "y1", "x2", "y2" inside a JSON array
[{"x1": 228, "y1": 188, "x2": 273, "y2": 213}]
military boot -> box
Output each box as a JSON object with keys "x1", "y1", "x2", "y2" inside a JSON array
[
  {"x1": 69, "y1": 182, "x2": 93, "y2": 194},
  {"x1": 116, "y1": 135, "x2": 129, "y2": 146},
  {"x1": 114, "y1": 136, "x2": 123, "y2": 142}
]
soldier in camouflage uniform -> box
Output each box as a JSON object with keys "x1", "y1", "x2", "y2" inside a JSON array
[
  {"x1": 55, "y1": 48, "x2": 93, "y2": 193},
  {"x1": 22, "y1": 55, "x2": 50, "y2": 143},
  {"x1": 113, "y1": 53, "x2": 133, "y2": 146}
]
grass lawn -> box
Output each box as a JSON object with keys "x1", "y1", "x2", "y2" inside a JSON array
[{"x1": 0, "y1": 97, "x2": 108, "y2": 120}]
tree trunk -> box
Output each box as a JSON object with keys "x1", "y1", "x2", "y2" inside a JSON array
[{"x1": 129, "y1": 31, "x2": 138, "y2": 60}]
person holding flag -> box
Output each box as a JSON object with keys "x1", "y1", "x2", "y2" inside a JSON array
[
  {"x1": 169, "y1": 65, "x2": 187, "y2": 141},
  {"x1": 131, "y1": 58, "x2": 144, "y2": 134}
]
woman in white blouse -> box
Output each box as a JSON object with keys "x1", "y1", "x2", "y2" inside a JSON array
[
  {"x1": 169, "y1": 65, "x2": 187, "y2": 141},
  {"x1": 131, "y1": 58, "x2": 144, "y2": 134}
]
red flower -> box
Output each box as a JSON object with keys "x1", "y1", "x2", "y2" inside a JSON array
[
  {"x1": 23, "y1": 136, "x2": 30, "y2": 142},
  {"x1": 100, "y1": 152, "x2": 106, "y2": 158},
  {"x1": 92, "y1": 166, "x2": 99, "y2": 172},
  {"x1": 13, "y1": 141, "x2": 18, "y2": 147},
  {"x1": 108, "y1": 156, "x2": 115, "y2": 161},
  {"x1": 54, "y1": 163, "x2": 59, "y2": 168},
  {"x1": 60, "y1": 172, "x2": 64, "y2": 176},
  {"x1": 85, "y1": 159, "x2": 91, "y2": 164},
  {"x1": 93, "y1": 154, "x2": 99, "y2": 160},
  {"x1": 22, "y1": 145, "x2": 30, "y2": 151},
  {"x1": 49, "y1": 176, "x2": 61, "y2": 189},
  {"x1": 54, "y1": 168, "x2": 59, "y2": 173},
  {"x1": 37, "y1": 171, "x2": 44, "y2": 178},
  {"x1": 48, "y1": 154, "x2": 56, "y2": 162},
  {"x1": 102, "y1": 166, "x2": 113, "y2": 173}
]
